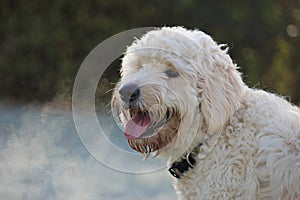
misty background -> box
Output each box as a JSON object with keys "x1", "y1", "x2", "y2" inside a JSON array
[{"x1": 1, "y1": 0, "x2": 300, "y2": 199}]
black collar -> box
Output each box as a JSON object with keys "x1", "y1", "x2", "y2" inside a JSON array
[{"x1": 168, "y1": 143, "x2": 202, "y2": 179}]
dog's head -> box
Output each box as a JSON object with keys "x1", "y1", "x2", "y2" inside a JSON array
[{"x1": 112, "y1": 27, "x2": 245, "y2": 159}]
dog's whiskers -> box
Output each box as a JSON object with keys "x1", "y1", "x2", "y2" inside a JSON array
[{"x1": 143, "y1": 145, "x2": 152, "y2": 159}]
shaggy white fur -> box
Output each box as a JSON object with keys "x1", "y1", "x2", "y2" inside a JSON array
[{"x1": 112, "y1": 27, "x2": 300, "y2": 200}]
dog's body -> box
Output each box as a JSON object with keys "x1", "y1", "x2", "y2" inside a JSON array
[{"x1": 112, "y1": 27, "x2": 300, "y2": 199}]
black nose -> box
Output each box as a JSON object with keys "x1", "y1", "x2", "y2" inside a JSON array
[{"x1": 119, "y1": 84, "x2": 140, "y2": 107}]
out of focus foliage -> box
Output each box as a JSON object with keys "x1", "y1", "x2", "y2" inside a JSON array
[{"x1": 1, "y1": 0, "x2": 299, "y2": 103}]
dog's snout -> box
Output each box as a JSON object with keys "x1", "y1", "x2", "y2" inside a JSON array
[{"x1": 119, "y1": 84, "x2": 140, "y2": 107}]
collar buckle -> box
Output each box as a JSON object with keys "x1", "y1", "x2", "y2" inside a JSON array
[{"x1": 168, "y1": 167, "x2": 182, "y2": 178}]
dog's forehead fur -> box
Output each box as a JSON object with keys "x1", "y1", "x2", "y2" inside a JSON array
[{"x1": 121, "y1": 27, "x2": 217, "y2": 76}]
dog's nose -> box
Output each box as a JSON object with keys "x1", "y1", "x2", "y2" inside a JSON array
[{"x1": 119, "y1": 84, "x2": 140, "y2": 107}]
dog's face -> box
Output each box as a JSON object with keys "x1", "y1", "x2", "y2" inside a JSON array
[
  {"x1": 112, "y1": 60, "x2": 199, "y2": 157},
  {"x1": 112, "y1": 27, "x2": 244, "y2": 159}
]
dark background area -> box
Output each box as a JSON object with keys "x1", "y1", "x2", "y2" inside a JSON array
[{"x1": 1, "y1": 0, "x2": 300, "y2": 103}]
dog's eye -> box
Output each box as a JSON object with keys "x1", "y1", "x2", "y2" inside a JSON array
[{"x1": 165, "y1": 69, "x2": 179, "y2": 78}]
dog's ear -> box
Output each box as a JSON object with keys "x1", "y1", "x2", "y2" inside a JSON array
[{"x1": 198, "y1": 46, "x2": 244, "y2": 133}]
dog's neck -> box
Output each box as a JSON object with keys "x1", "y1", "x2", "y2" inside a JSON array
[
  {"x1": 162, "y1": 107, "x2": 225, "y2": 177},
  {"x1": 168, "y1": 126, "x2": 224, "y2": 179}
]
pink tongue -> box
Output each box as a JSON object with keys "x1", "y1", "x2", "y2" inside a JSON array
[{"x1": 124, "y1": 112, "x2": 151, "y2": 139}]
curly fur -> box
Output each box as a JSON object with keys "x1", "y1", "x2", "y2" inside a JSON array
[{"x1": 112, "y1": 27, "x2": 300, "y2": 200}]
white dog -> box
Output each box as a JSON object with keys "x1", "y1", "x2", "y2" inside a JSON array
[{"x1": 112, "y1": 27, "x2": 300, "y2": 200}]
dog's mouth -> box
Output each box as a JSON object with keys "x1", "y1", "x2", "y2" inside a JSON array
[
  {"x1": 124, "y1": 108, "x2": 179, "y2": 156},
  {"x1": 124, "y1": 109, "x2": 170, "y2": 140},
  {"x1": 124, "y1": 111, "x2": 152, "y2": 140}
]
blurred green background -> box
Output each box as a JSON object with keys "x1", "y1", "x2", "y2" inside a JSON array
[{"x1": 1, "y1": 0, "x2": 300, "y2": 103}]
